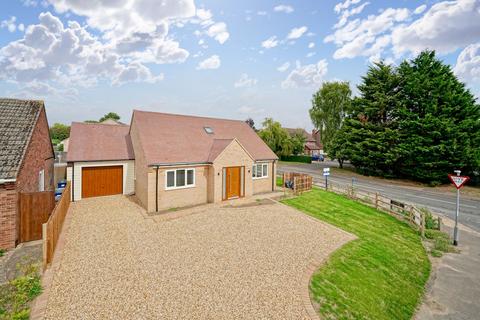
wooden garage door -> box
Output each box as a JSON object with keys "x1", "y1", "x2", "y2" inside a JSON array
[{"x1": 82, "y1": 166, "x2": 123, "y2": 198}]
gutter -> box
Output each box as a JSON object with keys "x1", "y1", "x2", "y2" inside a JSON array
[
  {"x1": 0, "y1": 178, "x2": 16, "y2": 184},
  {"x1": 149, "y1": 162, "x2": 210, "y2": 168}
]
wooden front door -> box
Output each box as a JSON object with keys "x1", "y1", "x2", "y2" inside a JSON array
[
  {"x1": 225, "y1": 167, "x2": 242, "y2": 200},
  {"x1": 82, "y1": 166, "x2": 123, "y2": 198}
]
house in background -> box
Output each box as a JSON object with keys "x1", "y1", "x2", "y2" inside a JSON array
[
  {"x1": 66, "y1": 110, "x2": 278, "y2": 212},
  {"x1": 0, "y1": 99, "x2": 55, "y2": 249},
  {"x1": 284, "y1": 128, "x2": 324, "y2": 156}
]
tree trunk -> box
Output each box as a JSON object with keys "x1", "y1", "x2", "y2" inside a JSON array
[{"x1": 338, "y1": 159, "x2": 344, "y2": 169}]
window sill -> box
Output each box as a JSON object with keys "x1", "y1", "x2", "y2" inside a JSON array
[
  {"x1": 252, "y1": 176, "x2": 268, "y2": 180},
  {"x1": 165, "y1": 185, "x2": 195, "y2": 191}
]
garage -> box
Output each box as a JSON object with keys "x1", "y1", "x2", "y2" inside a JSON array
[
  {"x1": 66, "y1": 122, "x2": 135, "y2": 201},
  {"x1": 81, "y1": 166, "x2": 123, "y2": 198}
]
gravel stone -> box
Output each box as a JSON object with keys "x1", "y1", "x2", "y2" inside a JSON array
[{"x1": 44, "y1": 195, "x2": 354, "y2": 320}]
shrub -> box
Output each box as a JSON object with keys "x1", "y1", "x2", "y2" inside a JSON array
[
  {"x1": 420, "y1": 208, "x2": 440, "y2": 230},
  {"x1": 430, "y1": 249, "x2": 443, "y2": 258},
  {"x1": 280, "y1": 155, "x2": 312, "y2": 163},
  {"x1": 0, "y1": 249, "x2": 5, "y2": 257},
  {"x1": 434, "y1": 237, "x2": 451, "y2": 253}
]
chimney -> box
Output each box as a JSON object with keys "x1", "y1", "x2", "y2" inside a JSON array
[{"x1": 312, "y1": 129, "x2": 322, "y2": 147}]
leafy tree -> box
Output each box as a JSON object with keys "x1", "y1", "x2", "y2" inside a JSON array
[
  {"x1": 290, "y1": 132, "x2": 306, "y2": 155},
  {"x1": 258, "y1": 118, "x2": 293, "y2": 156},
  {"x1": 332, "y1": 62, "x2": 401, "y2": 176},
  {"x1": 309, "y1": 81, "x2": 351, "y2": 152},
  {"x1": 49, "y1": 123, "x2": 70, "y2": 142},
  {"x1": 395, "y1": 51, "x2": 480, "y2": 184},
  {"x1": 84, "y1": 120, "x2": 98, "y2": 123},
  {"x1": 99, "y1": 112, "x2": 120, "y2": 122},
  {"x1": 245, "y1": 118, "x2": 256, "y2": 130}
]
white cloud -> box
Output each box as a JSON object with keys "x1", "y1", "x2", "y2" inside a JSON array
[
  {"x1": 273, "y1": 4, "x2": 294, "y2": 14},
  {"x1": 308, "y1": 42, "x2": 315, "y2": 49},
  {"x1": 238, "y1": 105, "x2": 265, "y2": 115},
  {"x1": 1, "y1": 17, "x2": 19, "y2": 33},
  {"x1": 277, "y1": 62, "x2": 290, "y2": 72},
  {"x1": 287, "y1": 26, "x2": 308, "y2": 40},
  {"x1": 334, "y1": 0, "x2": 361, "y2": 14},
  {"x1": 454, "y1": 43, "x2": 480, "y2": 84},
  {"x1": 281, "y1": 59, "x2": 328, "y2": 89},
  {"x1": 0, "y1": 11, "x2": 163, "y2": 92},
  {"x1": 325, "y1": 7, "x2": 410, "y2": 60},
  {"x1": 234, "y1": 73, "x2": 258, "y2": 88},
  {"x1": 196, "y1": 8, "x2": 212, "y2": 21},
  {"x1": 257, "y1": 11, "x2": 267, "y2": 16},
  {"x1": 306, "y1": 52, "x2": 316, "y2": 58},
  {"x1": 206, "y1": 22, "x2": 229, "y2": 44},
  {"x1": 334, "y1": 1, "x2": 370, "y2": 29},
  {"x1": 196, "y1": 55, "x2": 221, "y2": 70},
  {"x1": 261, "y1": 36, "x2": 278, "y2": 49},
  {"x1": 392, "y1": 0, "x2": 480, "y2": 56},
  {"x1": 414, "y1": 4, "x2": 427, "y2": 15},
  {"x1": 48, "y1": 0, "x2": 196, "y2": 38}
]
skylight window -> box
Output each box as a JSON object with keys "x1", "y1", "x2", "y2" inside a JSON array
[{"x1": 204, "y1": 126, "x2": 214, "y2": 134}]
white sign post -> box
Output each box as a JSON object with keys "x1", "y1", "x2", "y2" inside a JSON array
[
  {"x1": 323, "y1": 168, "x2": 330, "y2": 190},
  {"x1": 448, "y1": 171, "x2": 470, "y2": 246}
]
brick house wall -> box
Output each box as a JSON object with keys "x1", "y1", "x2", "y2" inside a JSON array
[
  {"x1": 16, "y1": 107, "x2": 55, "y2": 193},
  {"x1": 0, "y1": 182, "x2": 17, "y2": 249},
  {"x1": 0, "y1": 107, "x2": 54, "y2": 249}
]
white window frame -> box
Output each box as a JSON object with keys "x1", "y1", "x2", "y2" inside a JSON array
[
  {"x1": 252, "y1": 163, "x2": 268, "y2": 180},
  {"x1": 39, "y1": 169, "x2": 45, "y2": 191},
  {"x1": 165, "y1": 168, "x2": 195, "y2": 190}
]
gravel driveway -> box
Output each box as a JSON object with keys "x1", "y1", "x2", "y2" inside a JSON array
[{"x1": 44, "y1": 195, "x2": 354, "y2": 320}]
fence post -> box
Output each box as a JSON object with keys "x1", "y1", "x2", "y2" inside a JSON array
[
  {"x1": 375, "y1": 193, "x2": 379, "y2": 209},
  {"x1": 437, "y1": 216, "x2": 442, "y2": 231},
  {"x1": 42, "y1": 223, "x2": 47, "y2": 270},
  {"x1": 409, "y1": 206, "x2": 414, "y2": 224},
  {"x1": 421, "y1": 212, "x2": 426, "y2": 238}
]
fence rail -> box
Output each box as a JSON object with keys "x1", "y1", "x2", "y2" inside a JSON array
[
  {"x1": 42, "y1": 182, "x2": 71, "y2": 269},
  {"x1": 280, "y1": 173, "x2": 439, "y2": 236}
]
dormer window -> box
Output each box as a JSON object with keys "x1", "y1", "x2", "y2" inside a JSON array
[{"x1": 204, "y1": 126, "x2": 214, "y2": 134}]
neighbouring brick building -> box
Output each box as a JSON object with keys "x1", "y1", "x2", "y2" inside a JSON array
[
  {"x1": 284, "y1": 128, "x2": 324, "y2": 156},
  {"x1": 0, "y1": 99, "x2": 55, "y2": 249}
]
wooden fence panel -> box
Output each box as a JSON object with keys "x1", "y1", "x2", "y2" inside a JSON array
[
  {"x1": 19, "y1": 191, "x2": 55, "y2": 243},
  {"x1": 43, "y1": 182, "x2": 71, "y2": 269}
]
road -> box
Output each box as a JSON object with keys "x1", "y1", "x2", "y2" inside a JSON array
[{"x1": 278, "y1": 162, "x2": 480, "y2": 232}]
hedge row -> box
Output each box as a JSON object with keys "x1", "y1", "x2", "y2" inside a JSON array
[{"x1": 280, "y1": 155, "x2": 312, "y2": 163}]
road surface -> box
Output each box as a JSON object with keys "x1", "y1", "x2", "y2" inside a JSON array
[{"x1": 278, "y1": 162, "x2": 480, "y2": 232}]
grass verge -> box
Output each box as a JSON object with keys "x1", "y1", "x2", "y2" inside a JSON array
[
  {"x1": 282, "y1": 188, "x2": 430, "y2": 320},
  {"x1": 0, "y1": 263, "x2": 42, "y2": 320}
]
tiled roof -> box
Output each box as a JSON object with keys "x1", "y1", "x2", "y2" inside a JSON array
[
  {"x1": 66, "y1": 122, "x2": 134, "y2": 162},
  {"x1": 284, "y1": 128, "x2": 315, "y2": 141},
  {"x1": 305, "y1": 141, "x2": 322, "y2": 150},
  {"x1": 0, "y1": 98, "x2": 43, "y2": 180},
  {"x1": 132, "y1": 110, "x2": 278, "y2": 165}
]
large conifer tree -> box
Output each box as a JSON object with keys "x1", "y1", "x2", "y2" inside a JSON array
[{"x1": 396, "y1": 51, "x2": 480, "y2": 184}]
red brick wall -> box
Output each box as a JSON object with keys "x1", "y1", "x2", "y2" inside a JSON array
[
  {"x1": 0, "y1": 182, "x2": 17, "y2": 249},
  {"x1": 16, "y1": 107, "x2": 55, "y2": 193},
  {"x1": 0, "y1": 106, "x2": 54, "y2": 249}
]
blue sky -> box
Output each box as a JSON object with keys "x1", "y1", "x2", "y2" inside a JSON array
[{"x1": 0, "y1": 0, "x2": 479, "y2": 129}]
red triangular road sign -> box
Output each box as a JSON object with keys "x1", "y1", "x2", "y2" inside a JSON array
[{"x1": 448, "y1": 174, "x2": 470, "y2": 189}]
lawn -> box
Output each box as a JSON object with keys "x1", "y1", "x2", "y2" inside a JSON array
[{"x1": 282, "y1": 188, "x2": 430, "y2": 320}]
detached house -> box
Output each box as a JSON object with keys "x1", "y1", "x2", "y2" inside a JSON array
[
  {"x1": 285, "y1": 128, "x2": 324, "y2": 156},
  {"x1": 0, "y1": 99, "x2": 55, "y2": 249},
  {"x1": 67, "y1": 110, "x2": 278, "y2": 212}
]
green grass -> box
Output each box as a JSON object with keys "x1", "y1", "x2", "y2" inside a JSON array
[
  {"x1": 282, "y1": 188, "x2": 430, "y2": 320},
  {"x1": 276, "y1": 176, "x2": 283, "y2": 187},
  {"x1": 0, "y1": 263, "x2": 42, "y2": 320}
]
